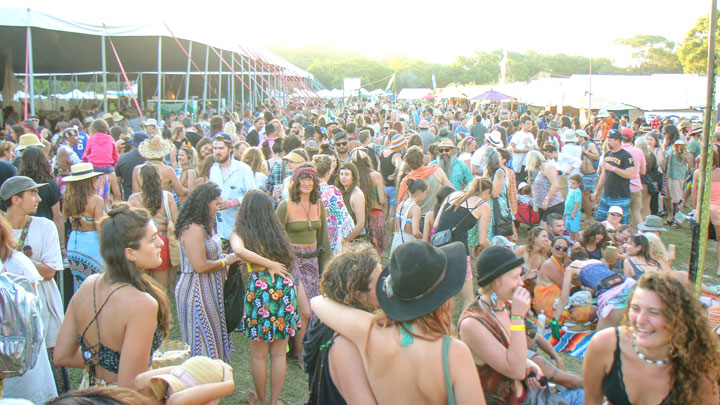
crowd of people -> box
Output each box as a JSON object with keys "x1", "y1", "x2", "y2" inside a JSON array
[{"x1": 1, "y1": 99, "x2": 720, "y2": 404}]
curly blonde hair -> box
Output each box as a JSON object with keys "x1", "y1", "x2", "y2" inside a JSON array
[
  {"x1": 643, "y1": 233, "x2": 668, "y2": 263},
  {"x1": 623, "y1": 273, "x2": 720, "y2": 403}
]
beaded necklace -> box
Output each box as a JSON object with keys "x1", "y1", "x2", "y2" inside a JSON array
[{"x1": 631, "y1": 332, "x2": 669, "y2": 366}]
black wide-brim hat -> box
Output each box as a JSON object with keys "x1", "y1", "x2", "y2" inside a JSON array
[
  {"x1": 476, "y1": 245, "x2": 525, "y2": 287},
  {"x1": 376, "y1": 240, "x2": 466, "y2": 322}
]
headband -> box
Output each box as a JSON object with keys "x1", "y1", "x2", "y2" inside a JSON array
[{"x1": 292, "y1": 166, "x2": 318, "y2": 182}]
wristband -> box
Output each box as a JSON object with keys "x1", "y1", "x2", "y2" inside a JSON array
[
  {"x1": 611, "y1": 165, "x2": 616, "y2": 172},
  {"x1": 220, "y1": 259, "x2": 227, "y2": 268},
  {"x1": 229, "y1": 199, "x2": 235, "y2": 208},
  {"x1": 510, "y1": 315, "x2": 525, "y2": 322},
  {"x1": 510, "y1": 324, "x2": 526, "y2": 331}
]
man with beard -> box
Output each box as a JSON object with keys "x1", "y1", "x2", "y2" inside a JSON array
[
  {"x1": 209, "y1": 133, "x2": 257, "y2": 243},
  {"x1": 335, "y1": 131, "x2": 351, "y2": 164},
  {"x1": 429, "y1": 138, "x2": 473, "y2": 191}
]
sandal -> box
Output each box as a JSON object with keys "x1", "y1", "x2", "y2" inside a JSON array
[{"x1": 670, "y1": 221, "x2": 680, "y2": 229}]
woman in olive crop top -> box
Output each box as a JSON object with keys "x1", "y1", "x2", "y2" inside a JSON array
[
  {"x1": 276, "y1": 164, "x2": 330, "y2": 361},
  {"x1": 584, "y1": 272, "x2": 720, "y2": 404}
]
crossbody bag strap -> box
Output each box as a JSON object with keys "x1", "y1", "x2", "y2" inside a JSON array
[
  {"x1": 449, "y1": 199, "x2": 485, "y2": 232},
  {"x1": 18, "y1": 216, "x2": 32, "y2": 246},
  {"x1": 163, "y1": 191, "x2": 173, "y2": 225}
]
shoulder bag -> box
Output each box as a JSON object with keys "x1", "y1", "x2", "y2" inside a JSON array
[
  {"x1": 431, "y1": 199, "x2": 484, "y2": 247},
  {"x1": 492, "y1": 197, "x2": 514, "y2": 237}
]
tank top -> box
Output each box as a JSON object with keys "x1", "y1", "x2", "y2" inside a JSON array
[
  {"x1": 602, "y1": 328, "x2": 671, "y2": 405},
  {"x1": 380, "y1": 150, "x2": 400, "y2": 185},
  {"x1": 436, "y1": 199, "x2": 484, "y2": 254},
  {"x1": 532, "y1": 169, "x2": 564, "y2": 209}
]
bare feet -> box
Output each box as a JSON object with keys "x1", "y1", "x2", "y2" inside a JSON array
[{"x1": 247, "y1": 390, "x2": 262, "y2": 405}]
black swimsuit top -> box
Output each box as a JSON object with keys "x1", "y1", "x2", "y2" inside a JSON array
[
  {"x1": 602, "y1": 327, "x2": 670, "y2": 405},
  {"x1": 78, "y1": 281, "x2": 163, "y2": 386}
]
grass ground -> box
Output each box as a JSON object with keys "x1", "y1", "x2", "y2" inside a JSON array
[{"x1": 66, "y1": 211, "x2": 720, "y2": 404}]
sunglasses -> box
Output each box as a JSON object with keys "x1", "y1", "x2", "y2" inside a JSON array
[
  {"x1": 438, "y1": 148, "x2": 452, "y2": 153},
  {"x1": 609, "y1": 212, "x2": 623, "y2": 217},
  {"x1": 335, "y1": 141, "x2": 347, "y2": 146},
  {"x1": 553, "y1": 245, "x2": 567, "y2": 251}
]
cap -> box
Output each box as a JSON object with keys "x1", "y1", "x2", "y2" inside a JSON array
[{"x1": 0, "y1": 176, "x2": 47, "y2": 201}]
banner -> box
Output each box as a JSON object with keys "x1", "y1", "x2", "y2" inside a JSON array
[{"x1": 343, "y1": 78, "x2": 361, "y2": 98}]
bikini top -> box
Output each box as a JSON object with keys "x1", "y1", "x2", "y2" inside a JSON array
[
  {"x1": 396, "y1": 199, "x2": 416, "y2": 226},
  {"x1": 78, "y1": 281, "x2": 163, "y2": 386},
  {"x1": 602, "y1": 327, "x2": 670, "y2": 405}
]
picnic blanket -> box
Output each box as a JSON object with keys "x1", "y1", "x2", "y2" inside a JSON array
[{"x1": 544, "y1": 329, "x2": 595, "y2": 359}]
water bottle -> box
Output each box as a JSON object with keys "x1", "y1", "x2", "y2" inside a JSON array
[
  {"x1": 537, "y1": 310, "x2": 546, "y2": 331},
  {"x1": 550, "y1": 319, "x2": 560, "y2": 339}
]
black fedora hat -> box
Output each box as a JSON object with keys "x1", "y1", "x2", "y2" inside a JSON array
[
  {"x1": 376, "y1": 240, "x2": 466, "y2": 322},
  {"x1": 476, "y1": 245, "x2": 525, "y2": 287}
]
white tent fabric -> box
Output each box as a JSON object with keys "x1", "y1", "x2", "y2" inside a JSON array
[
  {"x1": 397, "y1": 88, "x2": 432, "y2": 100},
  {"x1": 0, "y1": 8, "x2": 311, "y2": 79}
]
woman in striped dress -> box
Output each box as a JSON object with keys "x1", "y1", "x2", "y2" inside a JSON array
[{"x1": 174, "y1": 182, "x2": 240, "y2": 362}]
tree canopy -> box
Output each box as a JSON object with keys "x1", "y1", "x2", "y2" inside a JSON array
[{"x1": 677, "y1": 14, "x2": 718, "y2": 74}]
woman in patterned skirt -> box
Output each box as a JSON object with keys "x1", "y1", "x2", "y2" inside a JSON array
[
  {"x1": 231, "y1": 190, "x2": 300, "y2": 405},
  {"x1": 174, "y1": 182, "x2": 239, "y2": 362}
]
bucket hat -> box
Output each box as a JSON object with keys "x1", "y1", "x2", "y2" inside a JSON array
[
  {"x1": 476, "y1": 245, "x2": 525, "y2": 287},
  {"x1": 638, "y1": 215, "x2": 667, "y2": 232},
  {"x1": 376, "y1": 240, "x2": 466, "y2": 322}
]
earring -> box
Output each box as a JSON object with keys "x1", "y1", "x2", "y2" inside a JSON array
[{"x1": 490, "y1": 292, "x2": 498, "y2": 310}]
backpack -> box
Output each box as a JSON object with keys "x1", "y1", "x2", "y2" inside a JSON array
[{"x1": 0, "y1": 272, "x2": 43, "y2": 378}]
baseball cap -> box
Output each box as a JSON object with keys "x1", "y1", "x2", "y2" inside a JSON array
[
  {"x1": 606, "y1": 129, "x2": 623, "y2": 140},
  {"x1": 0, "y1": 176, "x2": 47, "y2": 201},
  {"x1": 621, "y1": 128, "x2": 634, "y2": 140},
  {"x1": 608, "y1": 206, "x2": 623, "y2": 216}
]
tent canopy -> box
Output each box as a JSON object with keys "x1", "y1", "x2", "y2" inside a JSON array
[{"x1": 0, "y1": 8, "x2": 311, "y2": 79}]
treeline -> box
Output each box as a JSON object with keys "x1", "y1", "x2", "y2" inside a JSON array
[{"x1": 271, "y1": 13, "x2": 719, "y2": 90}]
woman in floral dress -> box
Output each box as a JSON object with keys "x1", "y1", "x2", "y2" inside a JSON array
[
  {"x1": 230, "y1": 190, "x2": 300, "y2": 405},
  {"x1": 313, "y1": 154, "x2": 354, "y2": 255}
]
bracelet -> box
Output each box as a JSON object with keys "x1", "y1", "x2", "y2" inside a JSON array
[
  {"x1": 510, "y1": 315, "x2": 525, "y2": 322},
  {"x1": 510, "y1": 324, "x2": 526, "y2": 331},
  {"x1": 220, "y1": 259, "x2": 227, "y2": 268},
  {"x1": 611, "y1": 165, "x2": 616, "y2": 172},
  {"x1": 229, "y1": 199, "x2": 235, "y2": 208}
]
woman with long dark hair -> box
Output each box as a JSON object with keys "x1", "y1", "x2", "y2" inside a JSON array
[
  {"x1": 230, "y1": 190, "x2": 299, "y2": 405},
  {"x1": 177, "y1": 146, "x2": 198, "y2": 205},
  {"x1": 350, "y1": 148, "x2": 387, "y2": 256},
  {"x1": 62, "y1": 163, "x2": 105, "y2": 292},
  {"x1": 313, "y1": 154, "x2": 354, "y2": 255},
  {"x1": 623, "y1": 234, "x2": 662, "y2": 280},
  {"x1": 54, "y1": 203, "x2": 170, "y2": 388},
  {"x1": 174, "y1": 183, "x2": 238, "y2": 362},
  {"x1": 335, "y1": 162, "x2": 366, "y2": 243},
  {"x1": 18, "y1": 146, "x2": 64, "y2": 245},
  {"x1": 575, "y1": 223, "x2": 608, "y2": 261},
  {"x1": 128, "y1": 164, "x2": 178, "y2": 291},
  {"x1": 277, "y1": 164, "x2": 330, "y2": 361}
]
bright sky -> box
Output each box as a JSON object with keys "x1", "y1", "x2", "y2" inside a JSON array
[{"x1": 23, "y1": 0, "x2": 711, "y2": 67}]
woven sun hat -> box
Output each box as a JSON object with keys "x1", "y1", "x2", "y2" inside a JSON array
[
  {"x1": 437, "y1": 138, "x2": 458, "y2": 150},
  {"x1": 15, "y1": 134, "x2": 44, "y2": 151},
  {"x1": 149, "y1": 356, "x2": 226, "y2": 400},
  {"x1": 390, "y1": 133, "x2": 408, "y2": 148},
  {"x1": 63, "y1": 163, "x2": 102, "y2": 182},
  {"x1": 111, "y1": 112, "x2": 124, "y2": 121},
  {"x1": 139, "y1": 136, "x2": 174, "y2": 160}
]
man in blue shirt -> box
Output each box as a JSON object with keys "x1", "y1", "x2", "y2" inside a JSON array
[{"x1": 209, "y1": 133, "x2": 257, "y2": 242}]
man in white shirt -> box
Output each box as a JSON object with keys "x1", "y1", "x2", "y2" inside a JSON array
[
  {"x1": 1, "y1": 175, "x2": 66, "y2": 393},
  {"x1": 509, "y1": 115, "x2": 537, "y2": 181}
]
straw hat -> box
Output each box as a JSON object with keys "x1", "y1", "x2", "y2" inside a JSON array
[
  {"x1": 63, "y1": 163, "x2": 102, "y2": 182},
  {"x1": 139, "y1": 136, "x2": 174, "y2": 160},
  {"x1": 437, "y1": 138, "x2": 458, "y2": 150},
  {"x1": 16, "y1": 134, "x2": 44, "y2": 151},
  {"x1": 149, "y1": 356, "x2": 225, "y2": 400},
  {"x1": 111, "y1": 112, "x2": 124, "y2": 121}
]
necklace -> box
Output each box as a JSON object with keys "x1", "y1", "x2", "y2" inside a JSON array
[
  {"x1": 299, "y1": 200, "x2": 313, "y2": 231},
  {"x1": 478, "y1": 295, "x2": 509, "y2": 314},
  {"x1": 631, "y1": 332, "x2": 669, "y2": 366}
]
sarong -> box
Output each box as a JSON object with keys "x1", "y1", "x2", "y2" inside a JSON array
[{"x1": 67, "y1": 230, "x2": 105, "y2": 292}]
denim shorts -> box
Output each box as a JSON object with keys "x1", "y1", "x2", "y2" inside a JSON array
[{"x1": 385, "y1": 186, "x2": 397, "y2": 207}]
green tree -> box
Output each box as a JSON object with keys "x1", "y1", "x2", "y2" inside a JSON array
[
  {"x1": 306, "y1": 59, "x2": 339, "y2": 88},
  {"x1": 614, "y1": 35, "x2": 682, "y2": 73},
  {"x1": 678, "y1": 14, "x2": 718, "y2": 74}
]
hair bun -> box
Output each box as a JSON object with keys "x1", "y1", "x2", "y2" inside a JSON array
[{"x1": 107, "y1": 202, "x2": 132, "y2": 217}]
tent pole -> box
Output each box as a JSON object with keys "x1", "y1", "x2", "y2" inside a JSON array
[
  {"x1": 203, "y1": 46, "x2": 209, "y2": 113},
  {"x1": 139, "y1": 73, "x2": 144, "y2": 110},
  {"x1": 231, "y1": 58, "x2": 235, "y2": 113},
  {"x1": 218, "y1": 50, "x2": 223, "y2": 113},
  {"x1": 240, "y1": 55, "x2": 245, "y2": 113},
  {"x1": 28, "y1": 27, "x2": 35, "y2": 117},
  {"x1": 102, "y1": 35, "x2": 108, "y2": 112},
  {"x1": 184, "y1": 41, "x2": 192, "y2": 116},
  {"x1": 157, "y1": 36, "x2": 162, "y2": 122}
]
